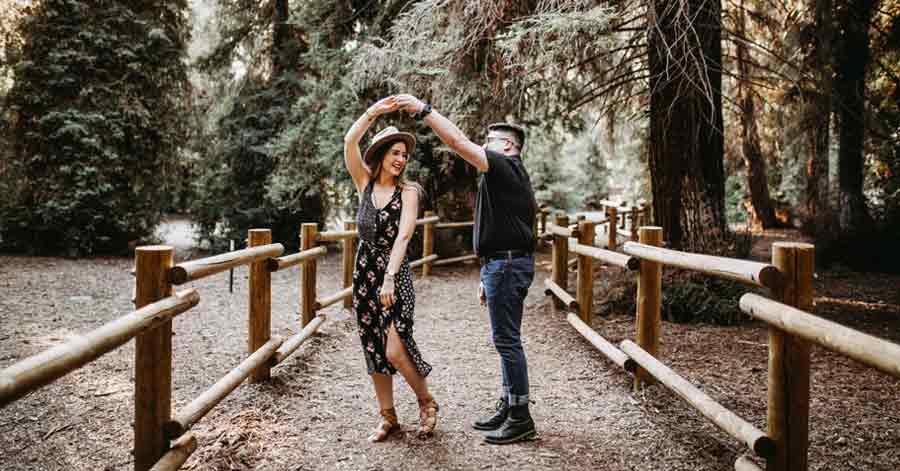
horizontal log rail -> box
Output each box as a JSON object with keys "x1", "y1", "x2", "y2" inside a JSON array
[
  {"x1": 149, "y1": 434, "x2": 198, "y2": 471},
  {"x1": 169, "y1": 244, "x2": 285, "y2": 285},
  {"x1": 416, "y1": 215, "x2": 440, "y2": 225},
  {"x1": 410, "y1": 254, "x2": 439, "y2": 269},
  {"x1": 435, "y1": 221, "x2": 473, "y2": 229},
  {"x1": 315, "y1": 287, "x2": 353, "y2": 311},
  {"x1": 267, "y1": 246, "x2": 327, "y2": 272},
  {"x1": 571, "y1": 243, "x2": 639, "y2": 270},
  {"x1": 567, "y1": 313, "x2": 636, "y2": 372},
  {"x1": 272, "y1": 315, "x2": 326, "y2": 366},
  {"x1": 316, "y1": 229, "x2": 358, "y2": 242},
  {"x1": 164, "y1": 337, "x2": 283, "y2": 439},
  {"x1": 545, "y1": 222, "x2": 581, "y2": 239},
  {"x1": 740, "y1": 293, "x2": 900, "y2": 380},
  {"x1": 623, "y1": 242, "x2": 782, "y2": 290},
  {"x1": 621, "y1": 340, "x2": 775, "y2": 458},
  {"x1": 433, "y1": 254, "x2": 479, "y2": 266},
  {"x1": 0, "y1": 289, "x2": 200, "y2": 408},
  {"x1": 544, "y1": 279, "x2": 578, "y2": 311}
]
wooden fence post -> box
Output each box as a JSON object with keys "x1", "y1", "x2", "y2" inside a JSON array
[
  {"x1": 423, "y1": 210, "x2": 435, "y2": 277},
  {"x1": 248, "y1": 229, "x2": 272, "y2": 383},
  {"x1": 550, "y1": 212, "x2": 570, "y2": 309},
  {"x1": 768, "y1": 242, "x2": 814, "y2": 471},
  {"x1": 134, "y1": 245, "x2": 174, "y2": 471},
  {"x1": 300, "y1": 223, "x2": 318, "y2": 327},
  {"x1": 576, "y1": 221, "x2": 596, "y2": 324},
  {"x1": 634, "y1": 226, "x2": 662, "y2": 391},
  {"x1": 607, "y1": 207, "x2": 618, "y2": 250},
  {"x1": 620, "y1": 205, "x2": 627, "y2": 229},
  {"x1": 343, "y1": 221, "x2": 357, "y2": 309},
  {"x1": 630, "y1": 206, "x2": 639, "y2": 242}
]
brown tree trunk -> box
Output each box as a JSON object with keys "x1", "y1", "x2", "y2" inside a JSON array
[
  {"x1": 736, "y1": 0, "x2": 778, "y2": 229},
  {"x1": 272, "y1": 0, "x2": 291, "y2": 76},
  {"x1": 803, "y1": 0, "x2": 835, "y2": 235},
  {"x1": 834, "y1": 0, "x2": 875, "y2": 234},
  {"x1": 648, "y1": 0, "x2": 727, "y2": 251}
]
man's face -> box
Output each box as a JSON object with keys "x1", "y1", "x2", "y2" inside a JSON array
[{"x1": 483, "y1": 130, "x2": 518, "y2": 154}]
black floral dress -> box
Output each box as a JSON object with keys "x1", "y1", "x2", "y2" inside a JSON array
[{"x1": 353, "y1": 180, "x2": 432, "y2": 378}]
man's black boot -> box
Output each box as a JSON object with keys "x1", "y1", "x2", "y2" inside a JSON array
[
  {"x1": 472, "y1": 397, "x2": 509, "y2": 431},
  {"x1": 483, "y1": 403, "x2": 536, "y2": 444}
]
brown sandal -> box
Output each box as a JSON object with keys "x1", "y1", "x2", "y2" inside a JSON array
[
  {"x1": 367, "y1": 407, "x2": 399, "y2": 442},
  {"x1": 417, "y1": 396, "x2": 439, "y2": 437}
]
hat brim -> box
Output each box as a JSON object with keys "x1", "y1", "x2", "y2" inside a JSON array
[{"x1": 363, "y1": 133, "x2": 417, "y2": 167}]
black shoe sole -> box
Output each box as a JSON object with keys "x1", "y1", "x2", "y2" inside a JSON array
[
  {"x1": 483, "y1": 428, "x2": 537, "y2": 445},
  {"x1": 472, "y1": 422, "x2": 503, "y2": 431}
]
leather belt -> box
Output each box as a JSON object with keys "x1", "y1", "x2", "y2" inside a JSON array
[{"x1": 480, "y1": 249, "x2": 532, "y2": 263}]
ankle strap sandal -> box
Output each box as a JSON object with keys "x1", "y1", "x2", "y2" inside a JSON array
[
  {"x1": 368, "y1": 407, "x2": 399, "y2": 442},
  {"x1": 417, "y1": 396, "x2": 439, "y2": 437}
]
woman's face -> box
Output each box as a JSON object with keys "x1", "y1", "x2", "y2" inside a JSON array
[{"x1": 382, "y1": 141, "x2": 409, "y2": 178}]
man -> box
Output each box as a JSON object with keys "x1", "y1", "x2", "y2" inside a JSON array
[{"x1": 394, "y1": 94, "x2": 537, "y2": 444}]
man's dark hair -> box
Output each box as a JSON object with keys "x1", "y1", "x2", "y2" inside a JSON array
[{"x1": 487, "y1": 122, "x2": 526, "y2": 149}]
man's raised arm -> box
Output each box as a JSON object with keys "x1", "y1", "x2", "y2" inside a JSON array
[{"x1": 394, "y1": 94, "x2": 488, "y2": 172}]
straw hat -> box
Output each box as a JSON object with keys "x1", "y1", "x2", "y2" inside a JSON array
[{"x1": 364, "y1": 126, "x2": 417, "y2": 167}]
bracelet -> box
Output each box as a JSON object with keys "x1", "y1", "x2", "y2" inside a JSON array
[{"x1": 385, "y1": 272, "x2": 396, "y2": 281}]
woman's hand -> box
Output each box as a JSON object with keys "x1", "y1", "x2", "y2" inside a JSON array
[
  {"x1": 394, "y1": 94, "x2": 426, "y2": 116},
  {"x1": 379, "y1": 276, "x2": 397, "y2": 309},
  {"x1": 367, "y1": 96, "x2": 400, "y2": 121}
]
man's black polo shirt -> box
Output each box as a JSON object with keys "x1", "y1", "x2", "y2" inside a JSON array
[{"x1": 474, "y1": 149, "x2": 537, "y2": 256}]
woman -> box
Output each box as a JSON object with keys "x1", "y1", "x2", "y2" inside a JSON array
[{"x1": 343, "y1": 96, "x2": 438, "y2": 442}]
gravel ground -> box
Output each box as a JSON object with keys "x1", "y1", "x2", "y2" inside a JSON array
[{"x1": 1, "y1": 232, "x2": 898, "y2": 470}]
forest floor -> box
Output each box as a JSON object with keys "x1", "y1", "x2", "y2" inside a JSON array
[{"x1": 1, "y1": 228, "x2": 899, "y2": 470}]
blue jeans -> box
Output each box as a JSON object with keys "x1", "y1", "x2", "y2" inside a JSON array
[{"x1": 481, "y1": 254, "x2": 535, "y2": 407}]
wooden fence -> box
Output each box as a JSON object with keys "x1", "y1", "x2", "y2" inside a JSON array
[
  {"x1": 544, "y1": 216, "x2": 900, "y2": 471},
  {"x1": 0, "y1": 213, "x2": 491, "y2": 471}
]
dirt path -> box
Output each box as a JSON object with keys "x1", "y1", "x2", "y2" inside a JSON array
[{"x1": 1, "y1": 244, "x2": 899, "y2": 470}]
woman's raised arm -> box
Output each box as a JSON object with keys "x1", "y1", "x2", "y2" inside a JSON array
[{"x1": 344, "y1": 96, "x2": 399, "y2": 193}]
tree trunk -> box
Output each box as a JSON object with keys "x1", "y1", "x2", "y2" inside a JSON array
[
  {"x1": 834, "y1": 0, "x2": 875, "y2": 234},
  {"x1": 737, "y1": 0, "x2": 778, "y2": 229},
  {"x1": 803, "y1": 0, "x2": 835, "y2": 235},
  {"x1": 648, "y1": 0, "x2": 727, "y2": 251},
  {"x1": 272, "y1": 0, "x2": 291, "y2": 76}
]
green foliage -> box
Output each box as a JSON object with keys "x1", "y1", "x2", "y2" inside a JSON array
[
  {"x1": 1, "y1": 0, "x2": 191, "y2": 255},
  {"x1": 596, "y1": 269, "x2": 754, "y2": 326},
  {"x1": 659, "y1": 272, "x2": 750, "y2": 326}
]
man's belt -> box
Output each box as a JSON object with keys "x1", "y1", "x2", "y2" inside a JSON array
[{"x1": 480, "y1": 249, "x2": 533, "y2": 263}]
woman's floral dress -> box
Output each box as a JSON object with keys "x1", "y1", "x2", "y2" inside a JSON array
[{"x1": 353, "y1": 180, "x2": 432, "y2": 377}]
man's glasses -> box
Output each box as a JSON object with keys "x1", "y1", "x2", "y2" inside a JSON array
[{"x1": 484, "y1": 135, "x2": 518, "y2": 147}]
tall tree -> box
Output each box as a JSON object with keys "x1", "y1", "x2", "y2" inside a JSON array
[
  {"x1": 735, "y1": 0, "x2": 779, "y2": 229},
  {"x1": 647, "y1": 0, "x2": 727, "y2": 250},
  {"x1": 2, "y1": 0, "x2": 191, "y2": 255},
  {"x1": 803, "y1": 0, "x2": 836, "y2": 234},
  {"x1": 834, "y1": 0, "x2": 877, "y2": 233}
]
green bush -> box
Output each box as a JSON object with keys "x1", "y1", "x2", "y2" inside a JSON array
[
  {"x1": 1, "y1": 0, "x2": 190, "y2": 255},
  {"x1": 596, "y1": 260, "x2": 755, "y2": 326}
]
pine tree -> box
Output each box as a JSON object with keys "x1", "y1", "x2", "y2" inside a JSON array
[{"x1": 2, "y1": 0, "x2": 191, "y2": 255}]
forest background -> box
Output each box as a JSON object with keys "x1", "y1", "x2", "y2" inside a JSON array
[{"x1": 1, "y1": 0, "x2": 898, "y2": 272}]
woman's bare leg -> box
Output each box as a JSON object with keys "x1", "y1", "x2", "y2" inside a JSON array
[
  {"x1": 371, "y1": 373, "x2": 394, "y2": 410},
  {"x1": 368, "y1": 373, "x2": 397, "y2": 442},
  {"x1": 385, "y1": 323, "x2": 430, "y2": 400}
]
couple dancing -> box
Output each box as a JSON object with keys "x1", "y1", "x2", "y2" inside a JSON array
[{"x1": 343, "y1": 95, "x2": 538, "y2": 444}]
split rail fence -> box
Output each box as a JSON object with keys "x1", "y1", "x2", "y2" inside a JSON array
[
  {"x1": 543, "y1": 209, "x2": 900, "y2": 471},
  {"x1": 0, "y1": 213, "x2": 480, "y2": 471}
]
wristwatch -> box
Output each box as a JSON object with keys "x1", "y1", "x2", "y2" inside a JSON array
[
  {"x1": 385, "y1": 272, "x2": 396, "y2": 282},
  {"x1": 415, "y1": 103, "x2": 432, "y2": 120}
]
